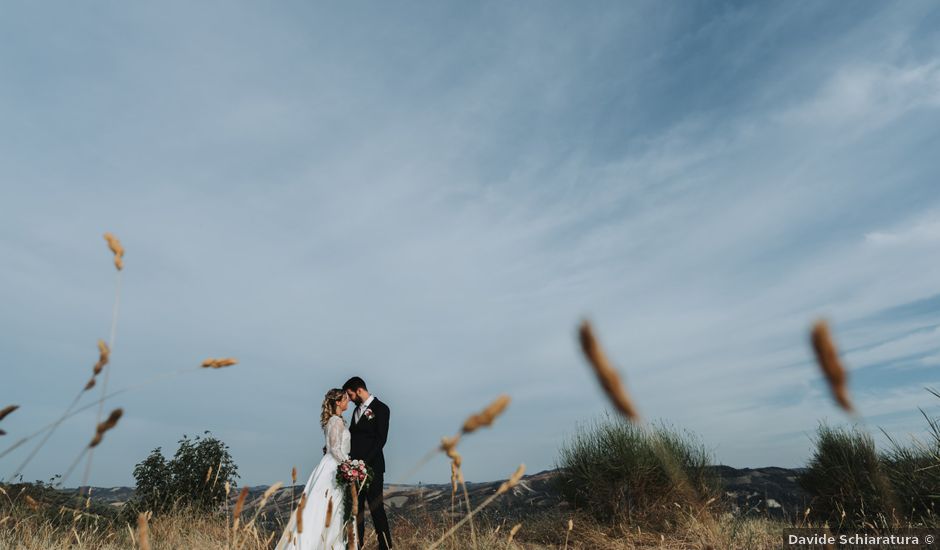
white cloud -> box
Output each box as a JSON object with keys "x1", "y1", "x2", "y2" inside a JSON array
[
  {"x1": 780, "y1": 61, "x2": 940, "y2": 130},
  {"x1": 866, "y1": 217, "x2": 940, "y2": 246}
]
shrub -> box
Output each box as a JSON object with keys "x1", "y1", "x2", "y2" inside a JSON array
[
  {"x1": 882, "y1": 438, "x2": 940, "y2": 525},
  {"x1": 131, "y1": 431, "x2": 238, "y2": 514},
  {"x1": 799, "y1": 424, "x2": 893, "y2": 528},
  {"x1": 882, "y1": 400, "x2": 940, "y2": 526},
  {"x1": 555, "y1": 416, "x2": 718, "y2": 530},
  {"x1": 801, "y1": 389, "x2": 940, "y2": 530}
]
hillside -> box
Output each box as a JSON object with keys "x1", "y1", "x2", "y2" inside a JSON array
[{"x1": 69, "y1": 465, "x2": 809, "y2": 526}]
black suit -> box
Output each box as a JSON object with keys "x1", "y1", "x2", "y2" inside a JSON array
[{"x1": 349, "y1": 397, "x2": 392, "y2": 549}]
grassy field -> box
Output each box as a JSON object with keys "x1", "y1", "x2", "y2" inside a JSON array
[{"x1": 0, "y1": 500, "x2": 788, "y2": 550}]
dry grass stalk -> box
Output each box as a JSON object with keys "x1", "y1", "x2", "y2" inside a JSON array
[
  {"x1": 578, "y1": 320, "x2": 640, "y2": 422},
  {"x1": 0, "y1": 405, "x2": 18, "y2": 423},
  {"x1": 84, "y1": 341, "x2": 111, "y2": 391},
  {"x1": 232, "y1": 487, "x2": 249, "y2": 531},
  {"x1": 564, "y1": 518, "x2": 574, "y2": 549},
  {"x1": 204, "y1": 466, "x2": 213, "y2": 484},
  {"x1": 24, "y1": 495, "x2": 40, "y2": 511},
  {"x1": 325, "y1": 496, "x2": 333, "y2": 528},
  {"x1": 346, "y1": 523, "x2": 356, "y2": 550},
  {"x1": 93, "y1": 340, "x2": 110, "y2": 375},
  {"x1": 291, "y1": 466, "x2": 297, "y2": 485},
  {"x1": 439, "y1": 395, "x2": 516, "y2": 550},
  {"x1": 201, "y1": 357, "x2": 238, "y2": 369},
  {"x1": 449, "y1": 461, "x2": 460, "y2": 495},
  {"x1": 88, "y1": 408, "x2": 123, "y2": 448},
  {"x1": 247, "y1": 482, "x2": 283, "y2": 528},
  {"x1": 439, "y1": 435, "x2": 460, "y2": 457},
  {"x1": 461, "y1": 395, "x2": 511, "y2": 434},
  {"x1": 496, "y1": 464, "x2": 526, "y2": 496},
  {"x1": 428, "y1": 463, "x2": 527, "y2": 550},
  {"x1": 349, "y1": 483, "x2": 358, "y2": 519},
  {"x1": 507, "y1": 523, "x2": 522, "y2": 544},
  {"x1": 439, "y1": 434, "x2": 475, "y2": 545},
  {"x1": 103, "y1": 233, "x2": 124, "y2": 271},
  {"x1": 296, "y1": 492, "x2": 307, "y2": 534},
  {"x1": 346, "y1": 485, "x2": 368, "y2": 549},
  {"x1": 810, "y1": 320, "x2": 853, "y2": 413},
  {"x1": 137, "y1": 513, "x2": 150, "y2": 550},
  {"x1": 260, "y1": 482, "x2": 282, "y2": 502}
]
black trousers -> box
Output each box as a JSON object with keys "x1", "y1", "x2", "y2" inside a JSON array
[{"x1": 357, "y1": 471, "x2": 392, "y2": 549}]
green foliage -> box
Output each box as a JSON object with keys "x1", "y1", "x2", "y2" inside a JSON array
[
  {"x1": 800, "y1": 409, "x2": 940, "y2": 528},
  {"x1": 799, "y1": 424, "x2": 891, "y2": 528},
  {"x1": 882, "y1": 423, "x2": 940, "y2": 524},
  {"x1": 555, "y1": 416, "x2": 718, "y2": 529},
  {"x1": 131, "y1": 432, "x2": 238, "y2": 515}
]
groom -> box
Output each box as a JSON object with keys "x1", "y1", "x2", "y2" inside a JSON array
[{"x1": 343, "y1": 376, "x2": 393, "y2": 550}]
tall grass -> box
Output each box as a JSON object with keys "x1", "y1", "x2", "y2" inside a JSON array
[
  {"x1": 555, "y1": 417, "x2": 718, "y2": 530},
  {"x1": 881, "y1": 390, "x2": 940, "y2": 524},
  {"x1": 799, "y1": 424, "x2": 890, "y2": 528},
  {"x1": 800, "y1": 411, "x2": 940, "y2": 529}
]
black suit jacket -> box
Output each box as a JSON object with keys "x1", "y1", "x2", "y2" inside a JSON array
[{"x1": 349, "y1": 397, "x2": 390, "y2": 474}]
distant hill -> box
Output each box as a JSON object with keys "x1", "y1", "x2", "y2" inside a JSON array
[{"x1": 69, "y1": 464, "x2": 809, "y2": 524}]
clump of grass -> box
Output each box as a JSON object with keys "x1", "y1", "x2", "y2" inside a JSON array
[
  {"x1": 802, "y1": 390, "x2": 940, "y2": 529},
  {"x1": 799, "y1": 424, "x2": 892, "y2": 528},
  {"x1": 556, "y1": 416, "x2": 718, "y2": 530},
  {"x1": 882, "y1": 432, "x2": 940, "y2": 526}
]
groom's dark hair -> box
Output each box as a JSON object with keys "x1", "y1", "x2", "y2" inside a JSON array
[{"x1": 342, "y1": 376, "x2": 368, "y2": 392}]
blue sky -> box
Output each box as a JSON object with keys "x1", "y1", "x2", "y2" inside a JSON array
[{"x1": 2, "y1": 1, "x2": 940, "y2": 486}]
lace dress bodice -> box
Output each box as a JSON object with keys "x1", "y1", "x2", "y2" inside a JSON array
[{"x1": 325, "y1": 415, "x2": 350, "y2": 462}]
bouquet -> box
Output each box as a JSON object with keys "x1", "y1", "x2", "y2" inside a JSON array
[{"x1": 336, "y1": 459, "x2": 372, "y2": 523}]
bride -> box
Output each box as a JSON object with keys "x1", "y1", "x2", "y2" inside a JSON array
[{"x1": 277, "y1": 389, "x2": 354, "y2": 550}]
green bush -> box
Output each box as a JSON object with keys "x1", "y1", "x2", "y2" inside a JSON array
[
  {"x1": 883, "y1": 437, "x2": 940, "y2": 524},
  {"x1": 799, "y1": 424, "x2": 891, "y2": 528},
  {"x1": 882, "y1": 400, "x2": 940, "y2": 525},
  {"x1": 801, "y1": 391, "x2": 940, "y2": 529},
  {"x1": 555, "y1": 417, "x2": 718, "y2": 529},
  {"x1": 130, "y1": 432, "x2": 238, "y2": 515}
]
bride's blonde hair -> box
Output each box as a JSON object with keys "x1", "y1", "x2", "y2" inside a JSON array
[{"x1": 320, "y1": 388, "x2": 345, "y2": 428}]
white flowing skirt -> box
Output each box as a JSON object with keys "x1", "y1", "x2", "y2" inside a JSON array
[{"x1": 277, "y1": 453, "x2": 350, "y2": 550}]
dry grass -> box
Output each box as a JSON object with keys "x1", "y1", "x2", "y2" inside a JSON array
[
  {"x1": 137, "y1": 512, "x2": 151, "y2": 550},
  {"x1": 0, "y1": 406, "x2": 19, "y2": 424},
  {"x1": 809, "y1": 320, "x2": 853, "y2": 413},
  {"x1": 103, "y1": 233, "x2": 124, "y2": 272},
  {"x1": 578, "y1": 321, "x2": 639, "y2": 422},
  {"x1": 0, "y1": 506, "x2": 794, "y2": 550},
  {"x1": 89, "y1": 409, "x2": 123, "y2": 449}
]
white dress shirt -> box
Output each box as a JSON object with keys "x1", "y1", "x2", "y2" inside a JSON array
[{"x1": 355, "y1": 394, "x2": 375, "y2": 424}]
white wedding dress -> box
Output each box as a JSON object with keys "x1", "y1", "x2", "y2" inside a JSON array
[{"x1": 277, "y1": 415, "x2": 352, "y2": 550}]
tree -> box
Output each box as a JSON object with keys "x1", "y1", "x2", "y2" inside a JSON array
[
  {"x1": 132, "y1": 447, "x2": 170, "y2": 511},
  {"x1": 131, "y1": 432, "x2": 238, "y2": 514}
]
